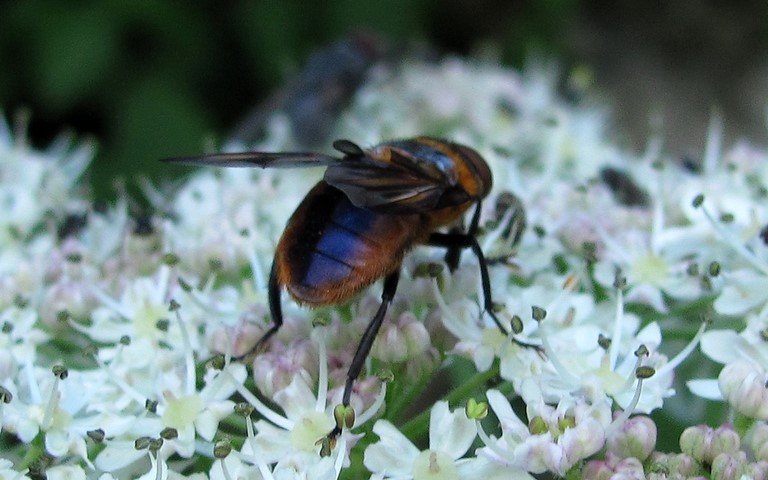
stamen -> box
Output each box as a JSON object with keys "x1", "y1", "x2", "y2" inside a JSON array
[
  {"x1": 12, "y1": 109, "x2": 30, "y2": 149},
  {"x1": 620, "y1": 345, "x2": 647, "y2": 392},
  {"x1": 224, "y1": 369, "x2": 293, "y2": 430},
  {"x1": 474, "y1": 419, "x2": 512, "y2": 463},
  {"x1": 609, "y1": 280, "x2": 625, "y2": 371},
  {"x1": 90, "y1": 352, "x2": 147, "y2": 405},
  {"x1": 332, "y1": 433, "x2": 347, "y2": 479},
  {"x1": 654, "y1": 321, "x2": 707, "y2": 378},
  {"x1": 42, "y1": 365, "x2": 65, "y2": 430},
  {"x1": 702, "y1": 112, "x2": 723, "y2": 176},
  {"x1": 354, "y1": 382, "x2": 388, "y2": 426},
  {"x1": 536, "y1": 314, "x2": 580, "y2": 386},
  {"x1": 217, "y1": 448, "x2": 233, "y2": 480},
  {"x1": 152, "y1": 451, "x2": 164, "y2": 480},
  {"x1": 607, "y1": 366, "x2": 654, "y2": 437},
  {"x1": 248, "y1": 249, "x2": 266, "y2": 293},
  {"x1": 696, "y1": 198, "x2": 768, "y2": 275},
  {"x1": 238, "y1": 413, "x2": 275, "y2": 480},
  {"x1": 171, "y1": 302, "x2": 196, "y2": 396},
  {"x1": 312, "y1": 329, "x2": 329, "y2": 412}
]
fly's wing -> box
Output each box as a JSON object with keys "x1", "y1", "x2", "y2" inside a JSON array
[
  {"x1": 161, "y1": 151, "x2": 339, "y2": 168},
  {"x1": 324, "y1": 147, "x2": 465, "y2": 214}
]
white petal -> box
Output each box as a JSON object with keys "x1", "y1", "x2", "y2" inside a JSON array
[
  {"x1": 714, "y1": 270, "x2": 768, "y2": 315},
  {"x1": 700, "y1": 330, "x2": 743, "y2": 364},
  {"x1": 487, "y1": 390, "x2": 528, "y2": 435},
  {"x1": 196, "y1": 401, "x2": 235, "y2": 441},
  {"x1": 274, "y1": 376, "x2": 318, "y2": 421},
  {"x1": 95, "y1": 443, "x2": 146, "y2": 472},
  {"x1": 44, "y1": 465, "x2": 87, "y2": 480},
  {"x1": 364, "y1": 420, "x2": 419, "y2": 475},
  {"x1": 429, "y1": 401, "x2": 476, "y2": 459},
  {"x1": 687, "y1": 379, "x2": 724, "y2": 400},
  {"x1": 45, "y1": 430, "x2": 69, "y2": 457},
  {"x1": 456, "y1": 457, "x2": 536, "y2": 480}
]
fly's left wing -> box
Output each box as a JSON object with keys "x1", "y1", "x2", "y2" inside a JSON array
[
  {"x1": 162, "y1": 138, "x2": 473, "y2": 214},
  {"x1": 161, "y1": 151, "x2": 339, "y2": 168}
]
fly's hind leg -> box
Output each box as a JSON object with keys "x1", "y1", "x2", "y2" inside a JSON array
[
  {"x1": 235, "y1": 257, "x2": 283, "y2": 360},
  {"x1": 321, "y1": 269, "x2": 400, "y2": 453}
]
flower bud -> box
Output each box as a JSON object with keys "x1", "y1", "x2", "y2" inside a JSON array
[
  {"x1": 680, "y1": 423, "x2": 740, "y2": 466},
  {"x1": 613, "y1": 457, "x2": 645, "y2": 478},
  {"x1": 719, "y1": 360, "x2": 768, "y2": 419},
  {"x1": 607, "y1": 415, "x2": 657, "y2": 461},
  {"x1": 582, "y1": 460, "x2": 614, "y2": 480},
  {"x1": 710, "y1": 451, "x2": 748, "y2": 480},
  {"x1": 712, "y1": 424, "x2": 741, "y2": 457},
  {"x1": 751, "y1": 423, "x2": 768, "y2": 462},
  {"x1": 680, "y1": 425, "x2": 715, "y2": 464},
  {"x1": 373, "y1": 311, "x2": 430, "y2": 363},
  {"x1": 746, "y1": 460, "x2": 768, "y2": 479},
  {"x1": 649, "y1": 452, "x2": 704, "y2": 478}
]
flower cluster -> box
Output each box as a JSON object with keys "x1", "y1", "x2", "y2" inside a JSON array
[{"x1": 0, "y1": 56, "x2": 766, "y2": 479}]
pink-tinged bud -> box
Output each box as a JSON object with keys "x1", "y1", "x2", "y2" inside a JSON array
[
  {"x1": 680, "y1": 425, "x2": 716, "y2": 464},
  {"x1": 208, "y1": 305, "x2": 270, "y2": 358},
  {"x1": 372, "y1": 311, "x2": 430, "y2": 363},
  {"x1": 680, "y1": 425, "x2": 714, "y2": 463},
  {"x1": 752, "y1": 423, "x2": 768, "y2": 462},
  {"x1": 712, "y1": 424, "x2": 741, "y2": 457},
  {"x1": 582, "y1": 460, "x2": 614, "y2": 480},
  {"x1": 719, "y1": 360, "x2": 768, "y2": 419},
  {"x1": 746, "y1": 460, "x2": 768, "y2": 479},
  {"x1": 251, "y1": 340, "x2": 317, "y2": 398},
  {"x1": 607, "y1": 415, "x2": 657, "y2": 461},
  {"x1": 710, "y1": 451, "x2": 748, "y2": 480},
  {"x1": 613, "y1": 457, "x2": 645, "y2": 479},
  {"x1": 649, "y1": 452, "x2": 703, "y2": 477},
  {"x1": 40, "y1": 278, "x2": 94, "y2": 327},
  {"x1": 676, "y1": 423, "x2": 742, "y2": 465}
]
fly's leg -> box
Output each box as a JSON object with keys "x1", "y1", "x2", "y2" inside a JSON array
[
  {"x1": 321, "y1": 269, "x2": 400, "y2": 452},
  {"x1": 428, "y1": 224, "x2": 539, "y2": 351},
  {"x1": 443, "y1": 200, "x2": 482, "y2": 271},
  {"x1": 234, "y1": 257, "x2": 282, "y2": 359}
]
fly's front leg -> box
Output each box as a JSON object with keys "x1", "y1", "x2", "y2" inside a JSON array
[
  {"x1": 428, "y1": 227, "x2": 541, "y2": 351},
  {"x1": 322, "y1": 269, "x2": 400, "y2": 452},
  {"x1": 443, "y1": 201, "x2": 482, "y2": 271}
]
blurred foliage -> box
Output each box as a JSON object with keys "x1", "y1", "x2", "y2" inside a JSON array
[{"x1": 0, "y1": 0, "x2": 578, "y2": 200}]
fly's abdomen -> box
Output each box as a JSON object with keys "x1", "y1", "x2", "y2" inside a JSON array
[{"x1": 276, "y1": 182, "x2": 416, "y2": 306}]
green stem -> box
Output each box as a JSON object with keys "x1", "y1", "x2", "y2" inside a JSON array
[{"x1": 20, "y1": 433, "x2": 45, "y2": 470}]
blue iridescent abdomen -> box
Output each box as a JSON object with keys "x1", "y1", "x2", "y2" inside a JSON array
[{"x1": 277, "y1": 182, "x2": 416, "y2": 305}]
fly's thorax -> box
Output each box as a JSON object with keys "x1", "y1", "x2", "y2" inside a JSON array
[
  {"x1": 376, "y1": 137, "x2": 492, "y2": 200},
  {"x1": 419, "y1": 202, "x2": 474, "y2": 237},
  {"x1": 452, "y1": 144, "x2": 492, "y2": 199}
]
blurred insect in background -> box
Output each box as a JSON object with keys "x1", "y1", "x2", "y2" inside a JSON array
[
  {"x1": 228, "y1": 32, "x2": 386, "y2": 148},
  {"x1": 164, "y1": 136, "x2": 528, "y2": 451}
]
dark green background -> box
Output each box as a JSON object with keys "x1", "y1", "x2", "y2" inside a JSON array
[
  {"x1": 0, "y1": 0, "x2": 577, "y2": 199},
  {"x1": 3, "y1": 1, "x2": 766, "y2": 200}
]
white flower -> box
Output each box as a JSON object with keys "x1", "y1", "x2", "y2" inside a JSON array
[
  {"x1": 364, "y1": 401, "x2": 477, "y2": 479},
  {"x1": 225, "y1": 329, "x2": 385, "y2": 480},
  {"x1": 0, "y1": 115, "x2": 92, "y2": 244},
  {"x1": 477, "y1": 389, "x2": 610, "y2": 476}
]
